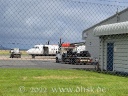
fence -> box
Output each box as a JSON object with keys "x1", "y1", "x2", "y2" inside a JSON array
[{"x1": 0, "y1": 0, "x2": 128, "y2": 95}]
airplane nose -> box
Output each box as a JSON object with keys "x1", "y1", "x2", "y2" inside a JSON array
[{"x1": 26, "y1": 50, "x2": 30, "y2": 53}]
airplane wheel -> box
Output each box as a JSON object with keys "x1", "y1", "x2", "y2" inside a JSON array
[
  {"x1": 32, "y1": 55, "x2": 35, "y2": 59},
  {"x1": 56, "y1": 57, "x2": 59, "y2": 63}
]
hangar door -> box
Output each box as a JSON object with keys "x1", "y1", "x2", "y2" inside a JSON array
[{"x1": 107, "y1": 43, "x2": 114, "y2": 71}]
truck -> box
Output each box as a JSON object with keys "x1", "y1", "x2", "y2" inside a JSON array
[
  {"x1": 10, "y1": 48, "x2": 21, "y2": 58},
  {"x1": 56, "y1": 45, "x2": 92, "y2": 65}
]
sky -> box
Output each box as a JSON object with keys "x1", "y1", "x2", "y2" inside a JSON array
[{"x1": 0, "y1": 0, "x2": 127, "y2": 49}]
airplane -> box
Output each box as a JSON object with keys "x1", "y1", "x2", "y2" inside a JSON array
[{"x1": 26, "y1": 44, "x2": 59, "y2": 58}]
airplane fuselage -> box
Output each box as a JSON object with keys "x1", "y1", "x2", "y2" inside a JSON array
[{"x1": 26, "y1": 44, "x2": 59, "y2": 58}]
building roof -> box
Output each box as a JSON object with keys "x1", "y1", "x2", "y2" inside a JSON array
[
  {"x1": 93, "y1": 21, "x2": 128, "y2": 36},
  {"x1": 71, "y1": 42, "x2": 85, "y2": 46},
  {"x1": 82, "y1": 7, "x2": 128, "y2": 39}
]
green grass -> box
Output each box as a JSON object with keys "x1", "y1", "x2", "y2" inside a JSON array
[
  {"x1": 0, "y1": 50, "x2": 27, "y2": 55},
  {"x1": 0, "y1": 69, "x2": 128, "y2": 96},
  {"x1": 0, "y1": 50, "x2": 10, "y2": 55}
]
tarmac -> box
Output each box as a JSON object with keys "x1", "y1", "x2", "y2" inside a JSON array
[{"x1": 0, "y1": 55, "x2": 96, "y2": 69}]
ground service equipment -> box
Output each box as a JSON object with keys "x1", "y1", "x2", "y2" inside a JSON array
[
  {"x1": 10, "y1": 48, "x2": 21, "y2": 58},
  {"x1": 56, "y1": 46, "x2": 92, "y2": 65}
]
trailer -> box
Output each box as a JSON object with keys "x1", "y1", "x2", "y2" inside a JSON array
[
  {"x1": 63, "y1": 56, "x2": 92, "y2": 64},
  {"x1": 10, "y1": 48, "x2": 21, "y2": 58},
  {"x1": 56, "y1": 46, "x2": 92, "y2": 65}
]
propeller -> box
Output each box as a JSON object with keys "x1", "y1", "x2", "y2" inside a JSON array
[{"x1": 58, "y1": 38, "x2": 64, "y2": 48}]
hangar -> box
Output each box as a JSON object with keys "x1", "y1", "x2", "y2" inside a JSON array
[
  {"x1": 82, "y1": 8, "x2": 128, "y2": 62},
  {"x1": 94, "y1": 21, "x2": 128, "y2": 72}
]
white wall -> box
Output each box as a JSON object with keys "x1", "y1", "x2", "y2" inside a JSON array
[{"x1": 100, "y1": 35, "x2": 128, "y2": 72}]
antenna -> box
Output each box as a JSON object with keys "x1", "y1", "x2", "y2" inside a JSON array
[
  {"x1": 116, "y1": 0, "x2": 119, "y2": 13},
  {"x1": 116, "y1": 0, "x2": 119, "y2": 22}
]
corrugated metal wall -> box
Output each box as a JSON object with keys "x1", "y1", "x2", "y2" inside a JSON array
[{"x1": 100, "y1": 34, "x2": 128, "y2": 72}]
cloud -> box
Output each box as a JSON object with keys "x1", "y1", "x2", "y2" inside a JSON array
[
  {"x1": 61, "y1": 28, "x2": 80, "y2": 43},
  {"x1": 0, "y1": 0, "x2": 125, "y2": 49}
]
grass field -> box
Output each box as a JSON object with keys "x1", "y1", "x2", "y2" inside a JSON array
[
  {"x1": 0, "y1": 69, "x2": 128, "y2": 96},
  {"x1": 0, "y1": 50, "x2": 27, "y2": 55}
]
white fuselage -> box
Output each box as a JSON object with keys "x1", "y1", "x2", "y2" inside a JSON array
[{"x1": 26, "y1": 44, "x2": 59, "y2": 56}]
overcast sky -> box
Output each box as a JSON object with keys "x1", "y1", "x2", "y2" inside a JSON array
[{"x1": 0, "y1": 0, "x2": 127, "y2": 49}]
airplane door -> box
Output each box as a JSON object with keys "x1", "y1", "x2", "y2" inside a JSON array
[{"x1": 43, "y1": 47, "x2": 49, "y2": 55}]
